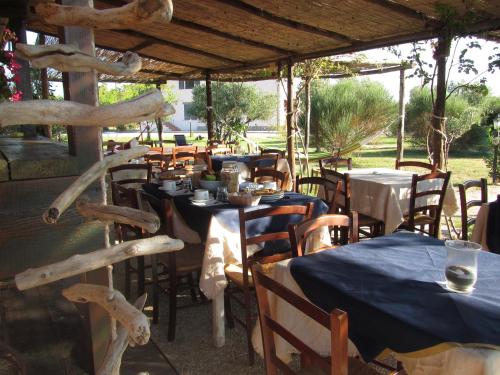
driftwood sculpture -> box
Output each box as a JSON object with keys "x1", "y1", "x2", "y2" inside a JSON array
[
  {"x1": 15, "y1": 235, "x2": 182, "y2": 290},
  {"x1": 0, "y1": 89, "x2": 174, "y2": 128},
  {"x1": 43, "y1": 146, "x2": 149, "y2": 224},
  {"x1": 76, "y1": 197, "x2": 160, "y2": 233},
  {"x1": 32, "y1": 0, "x2": 173, "y2": 29},
  {"x1": 16, "y1": 44, "x2": 142, "y2": 75},
  {"x1": 97, "y1": 294, "x2": 147, "y2": 375}
]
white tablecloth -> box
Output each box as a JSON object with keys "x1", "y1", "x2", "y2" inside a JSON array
[
  {"x1": 324, "y1": 168, "x2": 459, "y2": 234},
  {"x1": 252, "y1": 259, "x2": 500, "y2": 375}
]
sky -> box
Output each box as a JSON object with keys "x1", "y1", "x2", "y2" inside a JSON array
[{"x1": 26, "y1": 32, "x2": 499, "y2": 102}]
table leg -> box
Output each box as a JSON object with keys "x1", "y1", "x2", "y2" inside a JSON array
[{"x1": 212, "y1": 293, "x2": 225, "y2": 347}]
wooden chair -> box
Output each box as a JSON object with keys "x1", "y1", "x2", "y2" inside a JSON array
[
  {"x1": 395, "y1": 160, "x2": 437, "y2": 173},
  {"x1": 289, "y1": 213, "x2": 359, "y2": 257},
  {"x1": 145, "y1": 153, "x2": 172, "y2": 171},
  {"x1": 172, "y1": 145, "x2": 197, "y2": 168},
  {"x1": 321, "y1": 169, "x2": 385, "y2": 238},
  {"x1": 458, "y1": 178, "x2": 488, "y2": 240},
  {"x1": 225, "y1": 203, "x2": 314, "y2": 365},
  {"x1": 174, "y1": 134, "x2": 190, "y2": 146},
  {"x1": 401, "y1": 171, "x2": 451, "y2": 238},
  {"x1": 251, "y1": 263, "x2": 378, "y2": 375},
  {"x1": 248, "y1": 155, "x2": 279, "y2": 172},
  {"x1": 140, "y1": 191, "x2": 204, "y2": 341},
  {"x1": 208, "y1": 146, "x2": 232, "y2": 156},
  {"x1": 319, "y1": 156, "x2": 353, "y2": 171},
  {"x1": 108, "y1": 163, "x2": 152, "y2": 186},
  {"x1": 251, "y1": 169, "x2": 287, "y2": 190},
  {"x1": 261, "y1": 148, "x2": 286, "y2": 158},
  {"x1": 295, "y1": 175, "x2": 338, "y2": 214}
]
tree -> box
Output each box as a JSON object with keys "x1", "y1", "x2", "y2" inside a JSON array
[
  {"x1": 189, "y1": 82, "x2": 276, "y2": 142},
  {"x1": 309, "y1": 79, "x2": 397, "y2": 152}
]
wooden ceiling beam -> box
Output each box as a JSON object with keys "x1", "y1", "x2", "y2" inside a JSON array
[
  {"x1": 171, "y1": 17, "x2": 293, "y2": 55},
  {"x1": 362, "y1": 0, "x2": 440, "y2": 27},
  {"x1": 119, "y1": 29, "x2": 244, "y2": 64},
  {"x1": 210, "y1": 0, "x2": 358, "y2": 44},
  {"x1": 132, "y1": 39, "x2": 156, "y2": 51}
]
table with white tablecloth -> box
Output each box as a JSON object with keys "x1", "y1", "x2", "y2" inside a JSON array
[{"x1": 323, "y1": 168, "x2": 459, "y2": 234}]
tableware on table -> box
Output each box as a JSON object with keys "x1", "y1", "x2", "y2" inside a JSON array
[
  {"x1": 220, "y1": 161, "x2": 240, "y2": 193},
  {"x1": 162, "y1": 180, "x2": 177, "y2": 191},
  {"x1": 227, "y1": 192, "x2": 261, "y2": 206},
  {"x1": 199, "y1": 179, "x2": 223, "y2": 193},
  {"x1": 194, "y1": 189, "x2": 209, "y2": 201},
  {"x1": 216, "y1": 186, "x2": 228, "y2": 202},
  {"x1": 239, "y1": 181, "x2": 262, "y2": 191},
  {"x1": 263, "y1": 181, "x2": 277, "y2": 190},
  {"x1": 183, "y1": 178, "x2": 192, "y2": 191},
  {"x1": 444, "y1": 240, "x2": 481, "y2": 293}
]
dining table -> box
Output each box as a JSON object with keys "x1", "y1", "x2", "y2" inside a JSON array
[
  {"x1": 142, "y1": 183, "x2": 331, "y2": 347},
  {"x1": 323, "y1": 168, "x2": 459, "y2": 234},
  {"x1": 252, "y1": 231, "x2": 500, "y2": 375}
]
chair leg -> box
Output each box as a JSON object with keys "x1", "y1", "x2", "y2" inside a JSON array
[
  {"x1": 187, "y1": 272, "x2": 198, "y2": 302},
  {"x1": 137, "y1": 256, "x2": 145, "y2": 297},
  {"x1": 224, "y1": 289, "x2": 235, "y2": 329},
  {"x1": 167, "y1": 254, "x2": 177, "y2": 342},
  {"x1": 243, "y1": 288, "x2": 255, "y2": 366},
  {"x1": 124, "y1": 259, "x2": 131, "y2": 300},
  {"x1": 151, "y1": 255, "x2": 159, "y2": 325}
]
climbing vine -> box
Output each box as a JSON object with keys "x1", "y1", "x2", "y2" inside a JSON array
[{"x1": 0, "y1": 28, "x2": 22, "y2": 102}]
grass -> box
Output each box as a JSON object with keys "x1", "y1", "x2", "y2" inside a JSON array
[{"x1": 102, "y1": 132, "x2": 492, "y2": 183}]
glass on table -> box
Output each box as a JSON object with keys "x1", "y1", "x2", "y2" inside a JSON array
[
  {"x1": 216, "y1": 186, "x2": 228, "y2": 202},
  {"x1": 444, "y1": 240, "x2": 481, "y2": 293}
]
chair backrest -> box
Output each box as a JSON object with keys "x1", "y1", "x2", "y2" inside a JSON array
[
  {"x1": 172, "y1": 146, "x2": 198, "y2": 167},
  {"x1": 248, "y1": 155, "x2": 279, "y2": 172},
  {"x1": 145, "y1": 153, "x2": 172, "y2": 170},
  {"x1": 261, "y1": 148, "x2": 286, "y2": 158},
  {"x1": 251, "y1": 263, "x2": 349, "y2": 375},
  {"x1": 295, "y1": 176, "x2": 338, "y2": 214},
  {"x1": 239, "y1": 203, "x2": 313, "y2": 285},
  {"x1": 408, "y1": 171, "x2": 451, "y2": 237},
  {"x1": 174, "y1": 134, "x2": 188, "y2": 146},
  {"x1": 395, "y1": 159, "x2": 437, "y2": 173},
  {"x1": 319, "y1": 156, "x2": 352, "y2": 171},
  {"x1": 208, "y1": 146, "x2": 232, "y2": 156},
  {"x1": 321, "y1": 169, "x2": 350, "y2": 214},
  {"x1": 458, "y1": 178, "x2": 488, "y2": 241},
  {"x1": 140, "y1": 191, "x2": 174, "y2": 236},
  {"x1": 111, "y1": 182, "x2": 143, "y2": 237},
  {"x1": 109, "y1": 163, "x2": 152, "y2": 185},
  {"x1": 289, "y1": 213, "x2": 359, "y2": 257},
  {"x1": 251, "y1": 169, "x2": 287, "y2": 190}
]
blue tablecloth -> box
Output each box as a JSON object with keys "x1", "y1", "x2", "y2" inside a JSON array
[{"x1": 290, "y1": 231, "x2": 500, "y2": 361}]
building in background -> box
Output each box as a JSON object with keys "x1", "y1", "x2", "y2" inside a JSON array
[{"x1": 165, "y1": 80, "x2": 286, "y2": 132}]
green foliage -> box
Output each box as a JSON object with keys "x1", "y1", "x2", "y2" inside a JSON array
[
  {"x1": 98, "y1": 83, "x2": 176, "y2": 131},
  {"x1": 189, "y1": 82, "x2": 276, "y2": 141},
  {"x1": 479, "y1": 96, "x2": 500, "y2": 178},
  {"x1": 306, "y1": 79, "x2": 397, "y2": 152}
]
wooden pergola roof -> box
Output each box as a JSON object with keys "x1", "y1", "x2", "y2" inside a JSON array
[{"x1": 20, "y1": 0, "x2": 500, "y2": 82}]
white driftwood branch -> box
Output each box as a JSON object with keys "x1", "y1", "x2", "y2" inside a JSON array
[
  {"x1": 0, "y1": 89, "x2": 175, "y2": 128},
  {"x1": 96, "y1": 294, "x2": 147, "y2": 375},
  {"x1": 33, "y1": 0, "x2": 173, "y2": 29},
  {"x1": 15, "y1": 235, "x2": 183, "y2": 291},
  {"x1": 63, "y1": 284, "x2": 150, "y2": 346},
  {"x1": 43, "y1": 146, "x2": 149, "y2": 224},
  {"x1": 76, "y1": 197, "x2": 160, "y2": 234},
  {"x1": 16, "y1": 43, "x2": 141, "y2": 75}
]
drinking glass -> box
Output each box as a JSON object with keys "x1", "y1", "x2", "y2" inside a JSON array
[
  {"x1": 216, "y1": 186, "x2": 228, "y2": 202},
  {"x1": 444, "y1": 240, "x2": 481, "y2": 293}
]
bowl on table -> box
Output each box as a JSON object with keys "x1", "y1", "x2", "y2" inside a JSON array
[
  {"x1": 228, "y1": 193, "x2": 261, "y2": 206},
  {"x1": 199, "y1": 179, "x2": 223, "y2": 193}
]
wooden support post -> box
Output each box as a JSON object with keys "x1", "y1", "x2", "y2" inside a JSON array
[
  {"x1": 206, "y1": 72, "x2": 214, "y2": 141},
  {"x1": 431, "y1": 36, "x2": 451, "y2": 169},
  {"x1": 10, "y1": 18, "x2": 36, "y2": 138},
  {"x1": 39, "y1": 34, "x2": 52, "y2": 139},
  {"x1": 286, "y1": 60, "x2": 296, "y2": 189},
  {"x1": 156, "y1": 82, "x2": 163, "y2": 144},
  {"x1": 62, "y1": 0, "x2": 109, "y2": 372},
  {"x1": 396, "y1": 67, "x2": 406, "y2": 161}
]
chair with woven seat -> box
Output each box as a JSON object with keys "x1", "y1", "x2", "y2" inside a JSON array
[
  {"x1": 251, "y1": 169, "x2": 287, "y2": 190},
  {"x1": 225, "y1": 203, "x2": 314, "y2": 365},
  {"x1": 251, "y1": 263, "x2": 378, "y2": 375},
  {"x1": 400, "y1": 171, "x2": 451, "y2": 238},
  {"x1": 295, "y1": 175, "x2": 338, "y2": 214},
  {"x1": 321, "y1": 169, "x2": 384, "y2": 238},
  {"x1": 141, "y1": 191, "x2": 204, "y2": 341},
  {"x1": 319, "y1": 155, "x2": 353, "y2": 171},
  {"x1": 395, "y1": 159, "x2": 437, "y2": 173},
  {"x1": 289, "y1": 213, "x2": 359, "y2": 257},
  {"x1": 458, "y1": 178, "x2": 488, "y2": 240}
]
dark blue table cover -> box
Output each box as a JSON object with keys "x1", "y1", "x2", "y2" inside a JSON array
[
  {"x1": 210, "y1": 155, "x2": 276, "y2": 172},
  {"x1": 290, "y1": 231, "x2": 500, "y2": 361},
  {"x1": 143, "y1": 184, "x2": 328, "y2": 255}
]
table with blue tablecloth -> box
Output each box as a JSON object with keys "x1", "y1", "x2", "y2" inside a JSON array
[
  {"x1": 252, "y1": 231, "x2": 500, "y2": 374},
  {"x1": 142, "y1": 183, "x2": 331, "y2": 346}
]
